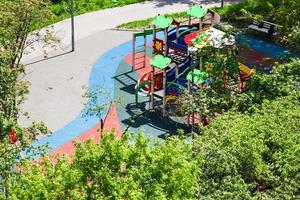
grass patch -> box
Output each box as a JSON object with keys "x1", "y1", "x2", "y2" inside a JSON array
[
  {"x1": 42, "y1": 0, "x2": 149, "y2": 28},
  {"x1": 117, "y1": 11, "x2": 188, "y2": 30}
]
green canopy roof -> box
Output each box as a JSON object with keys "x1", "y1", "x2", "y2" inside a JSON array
[
  {"x1": 150, "y1": 55, "x2": 172, "y2": 69},
  {"x1": 186, "y1": 69, "x2": 209, "y2": 84},
  {"x1": 152, "y1": 15, "x2": 173, "y2": 29},
  {"x1": 187, "y1": 5, "x2": 208, "y2": 18}
]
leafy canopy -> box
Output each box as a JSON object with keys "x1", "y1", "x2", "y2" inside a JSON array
[{"x1": 6, "y1": 93, "x2": 300, "y2": 199}]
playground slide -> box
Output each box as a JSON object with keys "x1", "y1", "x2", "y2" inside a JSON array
[
  {"x1": 167, "y1": 25, "x2": 190, "y2": 41},
  {"x1": 168, "y1": 26, "x2": 198, "y2": 44},
  {"x1": 239, "y1": 62, "x2": 256, "y2": 76}
]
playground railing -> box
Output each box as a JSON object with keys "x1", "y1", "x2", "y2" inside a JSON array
[{"x1": 132, "y1": 28, "x2": 164, "y2": 70}]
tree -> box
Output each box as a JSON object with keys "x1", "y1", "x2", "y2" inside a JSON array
[
  {"x1": 177, "y1": 38, "x2": 240, "y2": 127},
  {"x1": 0, "y1": 0, "x2": 58, "y2": 120},
  {"x1": 5, "y1": 93, "x2": 300, "y2": 199},
  {"x1": 235, "y1": 58, "x2": 300, "y2": 111},
  {"x1": 195, "y1": 92, "x2": 300, "y2": 199},
  {"x1": 0, "y1": 0, "x2": 57, "y2": 197}
]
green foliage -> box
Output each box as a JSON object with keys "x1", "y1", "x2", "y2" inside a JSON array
[
  {"x1": 196, "y1": 93, "x2": 300, "y2": 199},
  {"x1": 238, "y1": 58, "x2": 300, "y2": 111},
  {"x1": 179, "y1": 58, "x2": 300, "y2": 122},
  {"x1": 82, "y1": 85, "x2": 123, "y2": 121},
  {"x1": 216, "y1": 0, "x2": 300, "y2": 41},
  {"x1": 117, "y1": 12, "x2": 188, "y2": 30},
  {"x1": 177, "y1": 45, "x2": 240, "y2": 122},
  {"x1": 8, "y1": 132, "x2": 199, "y2": 199},
  {"x1": 286, "y1": 23, "x2": 300, "y2": 52},
  {"x1": 0, "y1": 0, "x2": 55, "y2": 197},
  {"x1": 6, "y1": 94, "x2": 300, "y2": 199},
  {"x1": 49, "y1": 0, "x2": 148, "y2": 24}
]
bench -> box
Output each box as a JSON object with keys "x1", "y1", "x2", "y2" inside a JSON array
[{"x1": 248, "y1": 20, "x2": 279, "y2": 36}]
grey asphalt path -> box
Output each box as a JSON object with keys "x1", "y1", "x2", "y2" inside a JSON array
[{"x1": 19, "y1": 0, "x2": 239, "y2": 132}]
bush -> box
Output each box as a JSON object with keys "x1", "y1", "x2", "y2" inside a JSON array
[
  {"x1": 286, "y1": 23, "x2": 300, "y2": 52},
  {"x1": 6, "y1": 93, "x2": 300, "y2": 199}
]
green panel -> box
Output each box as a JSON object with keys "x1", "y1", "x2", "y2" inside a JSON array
[
  {"x1": 186, "y1": 69, "x2": 209, "y2": 84},
  {"x1": 150, "y1": 55, "x2": 172, "y2": 69},
  {"x1": 133, "y1": 29, "x2": 153, "y2": 37},
  {"x1": 152, "y1": 15, "x2": 173, "y2": 29},
  {"x1": 187, "y1": 5, "x2": 208, "y2": 18},
  {"x1": 133, "y1": 29, "x2": 164, "y2": 38}
]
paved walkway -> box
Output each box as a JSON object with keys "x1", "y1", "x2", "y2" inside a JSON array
[
  {"x1": 20, "y1": 0, "x2": 239, "y2": 132},
  {"x1": 19, "y1": 0, "x2": 240, "y2": 156}
]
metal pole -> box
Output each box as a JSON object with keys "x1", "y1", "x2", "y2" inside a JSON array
[
  {"x1": 191, "y1": 62, "x2": 195, "y2": 132},
  {"x1": 70, "y1": 0, "x2": 75, "y2": 51},
  {"x1": 151, "y1": 65, "x2": 155, "y2": 109},
  {"x1": 162, "y1": 69, "x2": 166, "y2": 117},
  {"x1": 176, "y1": 25, "x2": 179, "y2": 43},
  {"x1": 164, "y1": 28, "x2": 168, "y2": 56},
  {"x1": 132, "y1": 34, "x2": 136, "y2": 71},
  {"x1": 144, "y1": 30, "x2": 147, "y2": 68},
  {"x1": 221, "y1": 0, "x2": 224, "y2": 9},
  {"x1": 199, "y1": 17, "x2": 202, "y2": 30}
]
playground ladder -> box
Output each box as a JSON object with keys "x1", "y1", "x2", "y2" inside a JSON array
[{"x1": 132, "y1": 30, "x2": 153, "y2": 71}]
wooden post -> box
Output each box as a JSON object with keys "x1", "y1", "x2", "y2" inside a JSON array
[
  {"x1": 212, "y1": 11, "x2": 215, "y2": 26},
  {"x1": 200, "y1": 56, "x2": 203, "y2": 70},
  {"x1": 162, "y1": 69, "x2": 166, "y2": 117},
  {"x1": 190, "y1": 51, "x2": 196, "y2": 132},
  {"x1": 176, "y1": 25, "x2": 179, "y2": 43},
  {"x1": 188, "y1": 16, "x2": 191, "y2": 28},
  {"x1": 132, "y1": 34, "x2": 136, "y2": 71},
  {"x1": 175, "y1": 63, "x2": 179, "y2": 78},
  {"x1": 191, "y1": 66, "x2": 195, "y2": 132},
  {"x1": 143, "y1": 29, "x2": 147, "y2": 68},
  {"x1": 153, "y1": 25, "x2": 156, "y2": 53},
  {"x1": 164, "y1": 28, "x2": 168, "y2": 56},
  {"x1": 151, "y1": 65, "x2": 155, "y2": 109},
  {"x1": 199, "y1": 17, "x2": 203, "y2": 30}
]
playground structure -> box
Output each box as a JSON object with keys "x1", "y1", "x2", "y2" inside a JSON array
[{"x1": 132, "y1": 5, "x2": 256, "y2": 127}]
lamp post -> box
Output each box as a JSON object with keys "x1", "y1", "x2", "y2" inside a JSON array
[{"x1": 70, "y1": 0, "x2": 75, "y2": 51}]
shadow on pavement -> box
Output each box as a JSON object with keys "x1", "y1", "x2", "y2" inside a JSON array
[
  {"x1": 24, "y1": 50, "x2": 73, "y2": 66},
  {"x1": 122, "y1": 102, "x2": 190, "y2": 139}
]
